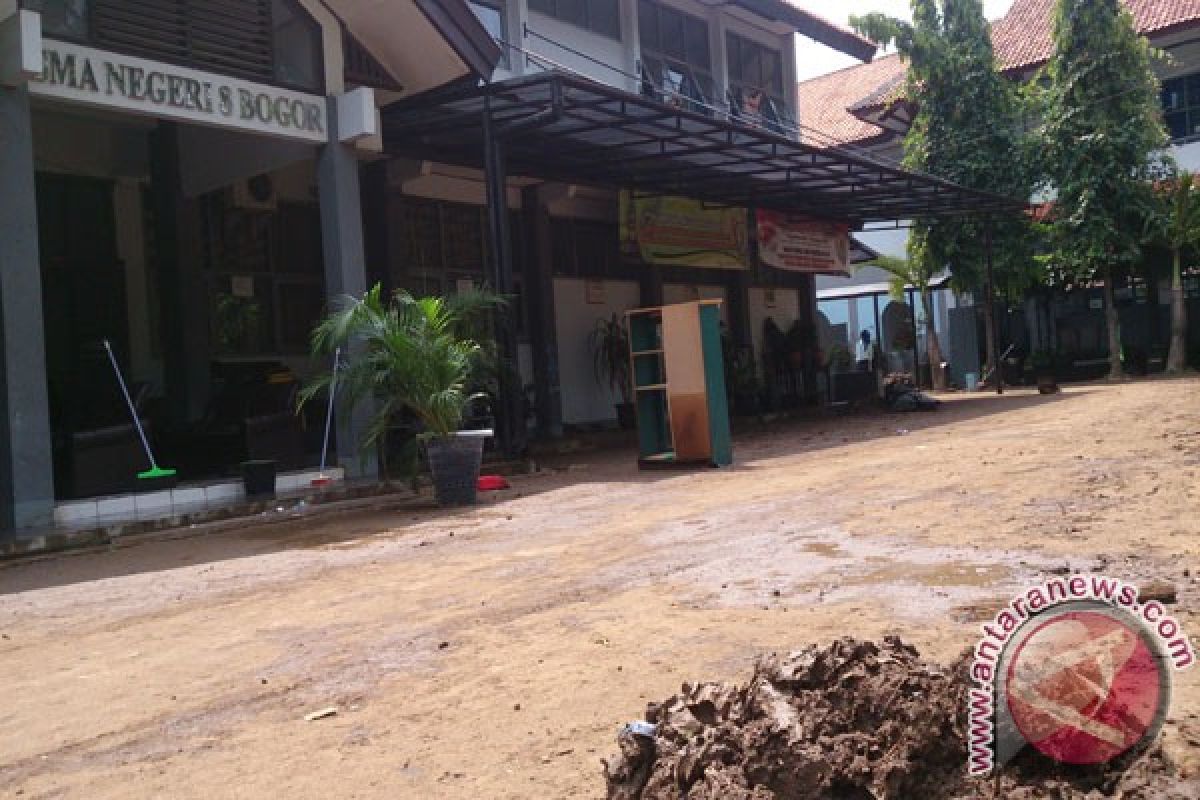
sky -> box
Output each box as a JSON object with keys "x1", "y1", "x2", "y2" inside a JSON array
[{"x1": 795, "y1": 0, "x2": 1017, "y2": 82}]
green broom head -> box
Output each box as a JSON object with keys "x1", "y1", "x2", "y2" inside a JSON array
[{"x1": 138, "y1": 466, "x2": 177, "y2": 479}]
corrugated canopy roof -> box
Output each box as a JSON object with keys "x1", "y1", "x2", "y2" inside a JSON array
[{"x1": 382, "y1": 72, "x2": 1025, "y2": 225}]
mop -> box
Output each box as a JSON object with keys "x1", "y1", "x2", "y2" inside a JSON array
[
  {"x1": 311, "y1": 347, "x2": 340, "y2": 488},
  {"x1": 102, "y1": 339, "x2": 176, "y2": 481}
]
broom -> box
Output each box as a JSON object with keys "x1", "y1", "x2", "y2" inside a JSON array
[
  {"x1": 102, "y1": 339, "x2": 176, "y2": 481},
  {"x1": 311, "y1": 347, "x2": 340, "y2": 488}
]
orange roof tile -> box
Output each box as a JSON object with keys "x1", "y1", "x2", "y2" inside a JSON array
[
  {"x1": 796, "y1": 54, "x2": 906, "y2": 146},
  {"x1": 994, "y1": 0, "x2": 1200, "y2": 72}
]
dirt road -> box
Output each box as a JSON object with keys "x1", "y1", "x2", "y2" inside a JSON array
[{"x1": 3, "y1": 378, "x2": 1199, "y2": 798}]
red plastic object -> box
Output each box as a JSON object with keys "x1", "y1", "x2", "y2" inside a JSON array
[{"x1": 477, "y1": 475, "x2": 510, "y2": 491}]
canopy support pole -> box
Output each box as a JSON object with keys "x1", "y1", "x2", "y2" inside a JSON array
[
  {"x1": 483, "y1": 97, "x2": 526, "y2": 458},
  {"x1": 984, "y1": 218, "x2": 1003, "y2": 395}
]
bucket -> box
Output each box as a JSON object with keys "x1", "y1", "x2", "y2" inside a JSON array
[
  {"x1": 426, "y1": 433, "x2": 486, "y2": 506},
  {"x1": 241, "y1": 459, "x2": 278, "y2": 498},
  {"x1": 964, "y1": 372, "x2": 979, "y2": 392}
]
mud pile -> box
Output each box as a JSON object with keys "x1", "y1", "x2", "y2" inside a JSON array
[{"x1": 603, "y1": 637, "x2": 1195, "y2": 799}]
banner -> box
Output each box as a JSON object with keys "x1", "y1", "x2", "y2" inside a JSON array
[
  {"x1": 755, "y1": 210, "x2": 850, "y2": 275},
  {"x1": 619, "y1": 192, "x2": 748, "y2": 269}
]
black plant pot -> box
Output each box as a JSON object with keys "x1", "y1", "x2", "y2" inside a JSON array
[
  {"x1": 242, "y1": 459, "x2": 277, "y2": 498},
  {"x1": 426, "y1": 434, "x2": 485, "y2": 507},
  {"x1": 615, "y1": 402, "x2": 636, "y2": 430}
]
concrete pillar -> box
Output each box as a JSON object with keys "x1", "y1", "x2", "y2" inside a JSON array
[
  {"x1": 727, "y1": 271, "x2": 752, "y2": 351},
  {"x1": 318, "y1": 96, "x2": 377, "y2": 479},
  {"x1": 0, "y1": 85, "x2": 55, "y2": 532},
  {"x1": 149, "y1": 123, "x2": 209, "y2": 425},
  {"x1": 639, "y1": 265, "x2": 664, "y2": 308},
  {"x1": 523, "y1": 186, "x2": 563, "y2": 439}
]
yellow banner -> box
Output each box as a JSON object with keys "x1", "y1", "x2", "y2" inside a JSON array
[{"x1": 619, "y1": 192, "x2": 749, "y2": 269}]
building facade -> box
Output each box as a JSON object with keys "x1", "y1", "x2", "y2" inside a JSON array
[
  {"x1": 0, "y1": 0, "x2": 999, "y2": 535},
  {"x1": 0, "y1": 0, "x2": 497, "y2": 530}
]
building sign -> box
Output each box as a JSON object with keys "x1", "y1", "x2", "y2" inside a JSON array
[
  {"x1": 29, "y1": 39, "x2": 327, "y2": 144},
  {"x1": 619, "y1": 192, "x2": 748, "y2": 270},
  {"x1": 756, "y1": 210, "x2": 850, "y2": 275}
]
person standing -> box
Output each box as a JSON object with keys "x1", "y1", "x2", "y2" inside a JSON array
[{"x1": 855, "y1": 329, "x2": 874, "y2": 372}]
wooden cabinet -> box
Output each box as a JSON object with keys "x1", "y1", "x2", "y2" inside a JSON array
[{"x1": 626, "y1": 300, "x2": 732, "y2": 468}]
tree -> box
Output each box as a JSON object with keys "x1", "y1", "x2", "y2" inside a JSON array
[
  {"x1": 869, "y1": 255, "x2": 948, "y2": 389},
  {"x1": 852, "y1": 0, "x2": 1037, "y2": 386},
  {"x1": 1147, "y1": 171, "x2": 1200, "y2": 372},
  {"x1": 1039, "y1": 0, "x2": 1172, "y2": 380}
]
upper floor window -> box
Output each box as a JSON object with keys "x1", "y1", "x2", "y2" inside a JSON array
[
  {"x1": 1162, "y1": 74, "x2": 1200, "y2": 142},
  {"x1": 528, "y1": 0, "x2": 620, "y2": 40},
  {"x1": 638, "y1": 0, "x2": 712, "y2": 112},
  {"x1": 23, "y1": 0, "x2": 87, "y2": 38},
  {"x1": 469, "y1": 0, "x2": 510, "y2": 67},
  {"x1": 21, "y1": 0, "x2": 324, "y2": 92},
  {"x1": 726, "y1": 31, "x2": 787, "y2": 130},
  {"x1": 272, "y1": 0, "x2": 323, "y2": 91}
]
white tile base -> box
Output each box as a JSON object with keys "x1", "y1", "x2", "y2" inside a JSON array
[{"x1": 52, "y1": 467, "x2": 345, "y2": 529}]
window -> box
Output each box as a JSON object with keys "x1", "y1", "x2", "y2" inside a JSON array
[
  {"x1": 638, "y1": 0, "x2": 713, "y2": 112},
  {"x1": 528, "y1": 0, "x2": 620, "y2": 39},
  {"x1": 22, "y1": 0, "x2": 88, "y2": 38},
  {"x1": 469, "y1": 0, "x2": 509, "y2": 67},
  {"x1": 202, "y1": 196, "x2": 325, "y2": 356},
  {"x1": 272, "y1": 0, "x2": 323, "y2": 91},
  {"x1": 1162, "y1": 74, "x2": 1200, "y2": 142},
  {"x1": 22, "y1": 0, "x2": 324, "y2": 92},
  {"x1": 725, "y1": 31, "x2": 788, "y2": 130}
]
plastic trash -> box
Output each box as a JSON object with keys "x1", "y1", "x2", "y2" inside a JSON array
[{"x1": 623, "y1": 720, "x2": 658, "y2": 738}]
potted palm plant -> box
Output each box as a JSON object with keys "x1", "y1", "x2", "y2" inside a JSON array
[
  {"x1": 589, "y1": 313, "x2": 635, "y2": 429},
  {"x1": 302, "y1": 284, "x2": 505, "y2": 507}
]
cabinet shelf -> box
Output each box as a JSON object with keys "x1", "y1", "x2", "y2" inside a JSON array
[{"x1": 624, "y1": 300, "x2": 731, "y2": 468}]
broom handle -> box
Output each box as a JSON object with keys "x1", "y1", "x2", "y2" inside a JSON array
[
  {"x1": 319, "y1": 347, "x2": 340, "y2": 473},
  {"x1": 102, "y1": 339, "x2": 158, "y2": 470}
]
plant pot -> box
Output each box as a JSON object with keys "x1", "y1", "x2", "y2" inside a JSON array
[
  {"x1": 425, "y1": 433, "x2": 485, "y2": 507},
  {"x1": 241, "y1": 459, "x2": 277, "y2": 498},
  {"x1": 615, "y1": 401, "x2": 636, "y2": 430},
  {"x1": 1036, "y1": 373, "x2": 1059, "y2": 395}
]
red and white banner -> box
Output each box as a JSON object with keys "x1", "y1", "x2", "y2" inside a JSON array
[{"x1": 756, "y1": 210, "x2": 850, "y2": 275}]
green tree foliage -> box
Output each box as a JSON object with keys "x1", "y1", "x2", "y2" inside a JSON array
[
  {"x1": 850, "y1": 2, "x2": 1035, "y2": 290},
  {"x1": 1146, "y1": 171, "x2": 1200, "y2": 372},
  {"x1": 1039, "y1": 0, "x2": 1171, "y2": 378},
  {"x1": 852, "y1": 0, "x2": 1036, "y2": 380}
]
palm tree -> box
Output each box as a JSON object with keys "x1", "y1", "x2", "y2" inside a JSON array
[
  {"x1": 1151, "y1": 172, "x2": 1200, "y2": 373},
  {"x1": 869, "y1": 255, "x2": 947, "y2": 390},
  {"x1": 301, "y1": 284, "x2": 506, "y2": 452}
]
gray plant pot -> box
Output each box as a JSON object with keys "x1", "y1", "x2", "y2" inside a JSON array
[{"x1": 425, "y1": 432, "x2": 486, "y2": 507}]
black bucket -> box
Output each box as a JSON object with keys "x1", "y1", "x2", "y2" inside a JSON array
[
  {"x1": 425, "y1": 434, "x2": 485, "y2": 506},
  {"x1": 241, "y1": 459, "x2": 278, "y2": 498}
]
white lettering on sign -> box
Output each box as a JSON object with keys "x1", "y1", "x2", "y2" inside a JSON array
[{"x1": 30, "y1": 39, "x2": 327, "y2": 143}]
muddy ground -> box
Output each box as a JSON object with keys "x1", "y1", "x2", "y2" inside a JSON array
[{"x1": 2, "y1": 378, "x2": 1199, "y2": 798}]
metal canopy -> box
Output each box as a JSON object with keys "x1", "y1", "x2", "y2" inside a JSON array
[{"x1": 380, "y1": 72, "x2": 1024, "y2": 226}]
